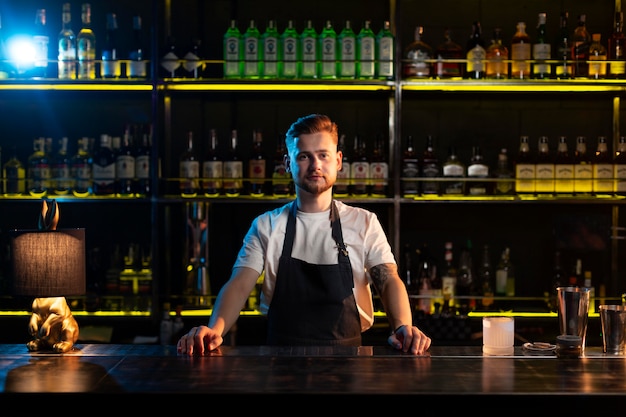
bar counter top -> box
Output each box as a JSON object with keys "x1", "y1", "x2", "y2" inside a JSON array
[{"x1": 0, "y1": 343, "x2": 624, "y2": 409}]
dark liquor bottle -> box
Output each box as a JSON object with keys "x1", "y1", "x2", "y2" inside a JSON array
[
  {"x1": 532, "y1": 12, "x2": 552, "y2": 79},
  {"x1": 416, "y1": 243, "x2": 437, "y2": 315},
  {"x1": 369, "y1": 134, "x2": 389, "y2": 197},
  {"x1": 134, "y1": 124, "x2": 151, "y2": 197},
  {"x1": 592, "y1": 136, "x2": 613, "y2": 195},
  {"x1": 202, "y1": 128, "x2": 223, "y2": 197},
  {"x1": 515, "y1": 135, "x2": 535, "y2": 195},
  {"x1": 334, "y1": 134, "x2": 351, "y2": 197},
  {"x1": 223, "y1": 129, "x2": 243, "y2": 197},
  {"x1": 77, "y1": 3, "x2": 96, "y2": 80},
  {"x1": 248, "y1": 129, "x2": 266, "y2": 197},
  {"x1": 493, "y1": 148, "x2": 514, "y2": 195},
  {"x1": 128, "y1": 15, "x2": 147, "y2": 79},
  {"x1": 401, "y1": 135, "x2": 419, "y2": 197},
  {"x1": 555, "y1": 12, "x2": 573, "y2": 79},
  {"x1": 442, "y1": 145, "x2": 465, "y2": 195},
  {"x1": 272, "y1": 137, "x2": 291, "y2": 197},
  {"x1": 71, "y1": 137, "x2": 92, "y2": 197},
  {"x1": 52, "y1": 136, "x2": 71, "y2": 196},
  {"x1": 554, "y1": 136, "x2": 574, "y2": 195},
  {"x1": 27, "y1": 137, "x2": 50, "y2": 197},
  {"x1": 486, "y1": 27, "x2": 509, "y2": 79},
  {"x1": 116, "y1": 126, "x2": 136, "y2": 197},
  {"x1": 3, "y1": 146, "x2": 25, "y2": 196},
  {"x1": 495, "y1": 247, "x2": 514, "y2": 297},
  {"x1": 403, "y1": 26, "x2": 432, "y2": 79},
  {"x1": 420, "y1": 135, "x2": 440, "y2": 195},
  {"x1": 614, "y1": 136, "x2": 626, "y2": 195},
  {"x1": 350, "y1": 135, "x2": 369, "y2": 196},
  {"x1": 92, "y1": 134, "x2": 116, "y2": 196},
  {"x1": 223, "y1": 20, "x2": 242, "y2": 79},
  {"x1": 477, "y1": 244, "x2": 494, "y2": 310},
  {"x1": 571, "y1": 14, "x2": 591, "y2": 78},
  {"x1": 101, "y1": 13, "x2": 120, "y2": 78},
  {"x1": 57, "y1": 2, "x2": 76, "y2": 80},
  {"x1": 456, "y1": 240, "x2": 476, "y2": 315},
  {"x1": 179, "y1": 131, "x2": 200, "y2": 197},
  {"x1": 465, "y1": 21, "x2": 486, "y2": 79},
  {"x1": 535, "y1": 136, "x2": 555, "y2": 196},
  {"x1": 547, "y1": 250, "x2": 565, "y2": 312},
  {"x1": 510, "y1": 21, "x2": 531, "y2": 79},
  {"x1": 608, "y1": 12, "x2": 626, "y2": 79},
  {"x1": 435, "y1": 28, "x2": 463, "y2": 79},
  {"x1": 573, "y1": 135, "x2": 592, "y2": 195},
  {"x1": 441, "y1": 241, "x2": 457, "y2": 315},
  {"x1": 467, "y1": 145, "x2": 489, "y2": 195}
]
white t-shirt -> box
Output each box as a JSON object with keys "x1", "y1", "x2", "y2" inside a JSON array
[{"x1": 234, "y1": 200, "x2": 396, "y2": 331}]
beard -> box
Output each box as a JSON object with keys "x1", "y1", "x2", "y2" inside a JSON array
[{"x1": 296, "y1": 175, "x2": 334, "y2": 195}]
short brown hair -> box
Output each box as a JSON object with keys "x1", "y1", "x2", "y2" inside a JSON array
[{"x1": 285, "y1": 114, "x2": 339, "y2": 148}]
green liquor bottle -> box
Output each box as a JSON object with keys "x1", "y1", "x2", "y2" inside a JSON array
[
  {"x1": 224, "y1": 19, "x2": 242, "y2": 79},
  {"x1": 357, "y1": 20, "x2": 376, "y2": 79},
  {"x1": 299, "y1": 20, "x2": 318, "y2": 79},
  {"x1": 337, "y1": 20, "x2": 356, "y2": 79},
  {"x1": 261, "y1": 20, "x2": 279, "y2": 79},
  {"x1": 376, "y1": 20, "x2": 394, "y2": 80},
  {"x1": 242, "y1": 19, "x2": 261, "y2": 79},
  {"x1": 319, "y1": 20, "x2": 337, "y2": 79},
  {"x1": 280, "y1": 20, "x2": 298, "y2": 79}
]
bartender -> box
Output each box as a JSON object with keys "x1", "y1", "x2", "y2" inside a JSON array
[{"x1": 177, "y1": 114, "x2": 431, "y2": 355}]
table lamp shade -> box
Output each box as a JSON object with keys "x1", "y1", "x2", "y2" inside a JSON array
[{"x1": 10, "y1": 228, "x2": 86, "y2": 297}]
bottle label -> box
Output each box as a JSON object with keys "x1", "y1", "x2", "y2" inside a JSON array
[
  {"x1": 282, "y1": 37, "x2": 298, "y2": 78},
  {"x1": 610, "y1": 61, "x2": 626, "y2": 76},
  {"x1": 350, "y1": 161, "x2": 369, "y2": 195},
  {"x1": 466, "y1": 45, "x2": 486, "y2": 73},
  {"x1": 535, "y1": 163, "x2": 555, "y2": 193},
  {"x1": 116, "y1": 155, "x2": 135, "y2": 179},
  {"x1": 224, "y1": 36, "x2": 241, "y2": 77},
  {"x1": 369, "y1": 161, "x2": 388, "y2": 196},
  {"x1": 203, "y1": 160, "x2": 223, "y2": 194},
  {"x1": 263, "y1": 37, "x2": 278, "y2": 77},
  {"x1": 532, "y1": 43, "x2": 552, "y2": 76},
  {"x1": 179, "y1": 161, "x2": 200, "y2": 195},
  {"x1": 377, "y1": 36, "x2": 394, "y2": 78},
  {"x1": 244, "y1": 37, "x2": 259, "y2": 77},
  {"x1": 511, "y1": 43, "x2": 531, "y2": 76},
  {"x1": 593, "y1": 163, "x2": 613, "y2": 193},
  {"x1": 574, "y1": 164, "x2": 593, "y2": 193},
  {"x1": 335, "y1": 161, "x2": 350, "y2": 195},
  {"x1": 515, "y1": 163, "x2": 535, "y2": 193},
  {"x1": 358, "y1": 37, "x2": 375, "y2": 78},
  {"x1": 223, "y1": 160, "x2": 243, "y2": 192},
  {"x1": 135, "y1": 155, "x2": 150, "y2": 179},
  {"x1": 615, "y1": 164, "x2": 626, "y2": 193},
  {"x1": 320, "y1": 38, "x2": 337, "y2": 78},
  {"x1": 401, "y1": 159, "x2": 419, "y2": 195},
  {"x1": 555, "y1": 164, "x2": 574, "y2": 194},
  {"x1": 339, "y1": 37, "x2": 356, "y2": 78},
  {"x1": 301, "y1": 36, "x2": 317, "y2": 78}
]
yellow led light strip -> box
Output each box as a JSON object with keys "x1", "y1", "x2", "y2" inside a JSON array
[
  {"x1": 161, "y1": 82, "x2": 393, "y2": 92},
  {"x1": 0, "y1": 83, "x2": 153, "y2": 91}
]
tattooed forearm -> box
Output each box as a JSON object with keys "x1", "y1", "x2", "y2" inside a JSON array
[{"x1": 369, "y1": 263, "x2": 399, "y2": 294}]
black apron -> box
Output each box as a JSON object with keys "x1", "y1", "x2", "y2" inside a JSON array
[{"x1": 266, "y1": 201, "x2": 362, "y2": 346}]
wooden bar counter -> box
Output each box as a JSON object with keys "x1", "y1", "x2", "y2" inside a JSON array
[{"x1": 0, "y1": 343, "x2": 624, "y2": 410}]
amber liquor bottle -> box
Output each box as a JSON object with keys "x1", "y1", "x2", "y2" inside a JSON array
[
  {"x1": 535, "y1": 136, "x2": 554, "y2": 196},
  {"x1": 272, "y1": 137, "x2": 291, "y2": 197},
  {"x1": 202, "y1": 128, "x2": 223, "y2": 197},
  {"x1": 608, "y1": 12, "x2": 626, "y2": 79},
  {"x1": 223, "y1": 129, "x2": 243, "y2": 197},
  {"x1": 573, "y1": 136, "x2": 592, "y2": 195},
  {"x1": 493, "y1": 148, "x2": 514, "y2": 195},
  {"x1": 369, "y1": 134, "x2": 389, "y2": 197},
  {"x1": 614, "y1": 136, "x2": 626, "y2": 195},
  {"x1": 554, "y1": 136, "x2": 574, "y2": 195},
  {"x1": 179, "y1": 131, "x2": 200, "y2": 197},
  {"x1": 592, "y1": 136, "x2": 613, "y2": 195},
  {"x1": 350, "y1": 135, "x2": 369, "y2": 197},
  {"x1": 511, "y1": 21, "x2": 532, "y2": 79},
  {"x1": 515, "y1": 135, "x2": 535, "y2": 195},
  {"x1": 248, "y1": 129, "x2": 267, "y2": 197}
]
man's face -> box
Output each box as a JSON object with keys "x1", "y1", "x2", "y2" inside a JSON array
[{"x1": 286, "y1": 131, "x2": 342, "y2": 195}]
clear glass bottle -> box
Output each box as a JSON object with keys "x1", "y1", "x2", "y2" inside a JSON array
[
  {"x1": 510, "y1": 21, "x2": 531, "y2": 79},
  {"x1": 555, "y1": 11, "x2": 573, "y2": 79},
  {"x1": 403, "y1": 25, "x2": 432, "y2": 79},
  {"x1": 77, "y1": 3, "x2": 96, "y2": 80},
  {"x1": 532, "y1": 12, "x2": 552, "y2": 79},
  {"x1": 356, "y1": 20, "x2": 376, "y2": 79},
  {"x1": 0, "y1": 12, "x2": 15, "y2": 79},
  {"x1": 202, "y1": 128, "x2": 223, "y2": 197},
  {"x1": 350, "y1": 135, "x2": 369, "y2": 197},
  {"x1": 493, "y1": 147, "x2": 514, "y2": 195},
  {"x1": 223, "y1": 129, "x2": 243, "y2": 197},
  {"x1": 515, "y1": 135, "x2": 535, "y2": 195},
  {"x1": 401, "y1": 135, "x2": 419, "y2": 197},
  {"x1": 242, "y1": 19, "x2": 261, "y2": 79},
  {"x1": 334, "y1": 134, "x2": 351, "y2": 197},
  {"x1": 465, "y1": 21, "x2": 486, "y2": 79},
  {"x1": 261, "y1": 20, "x2": 279, "y2": 79},
  {"x1": 128, "y1": 15, "x2": 147, "y2": 79},
  {"x1": 31, "y1": 9, "x2": 49, "y2": 79},
  {"x1": 116, "y1": 126, "x2": 136, "y2": 197},
  {"x1": 299, "y1": 20, "x2": 318, "y2": 79},
  {"x1": 71, "y1": 137, "x2": 92, "y2": 197},
  {"x1": 435, "y1": 28, "x2": 463, "y2": 79},
  {"x1": 442, "y1": 145, "x2": 465, "y2": 195},
  {"x1": 588, "y1": 33, "x2": 607, "y2": 79},
  {"x1": 369, "y1": 134, "x2": 389, "y2": 197},
  {"x1": 272, "y1": 137, "x2": 291, "y2": 197},
  {"x1": 573, "y1": 135, "x2": 592, "y2": 195},
  {"x1": 592, "y1": 136, "x2": 613, "y2": 195},
  {"x1": 571, "y1": 14, "x2": 591, "y2": 78},
  {"x1": 27, "y1": 137, "x2": 50, "y2": 197},
  {"x1": 223, "y1": 19, "x2": 242, "y2": 79},
  {"x1": 467, "y1": 145, "x2": 489, "y2": 195},
  {"x1": 614, "y1": 136, "x2": 626, "y2": 195},
  {"x1": 535, "y1": 136, "x2": 555, "y2": 196},
  {"x1": 52, "y1": 136, "x2": 72, "y2": 195},
  {"x1": 375, "y1": 20, "x2": 394, "y2": 80},
  {"x1": 101, "y1": 12, "x2": 120, "y2": 78},
  {"x1": 485, "y1": 27, "x2": 509, "y2": 79},
  {"x1": 554, "y1": 136, "x2": 574, "y2": 195},
  {"x1": 179, "y1": 131, "x2": 200, "y2": 197},
  {"x1": 319, "y1": 20, "x2": 337, "y2": 79},
  {"x1": 58, "y1": 3, "x2": 76, "y2": 80},
  {"x1": 608, "y1": 12, "x2": 626, "y2": 79},
  {"x1": 420, "y1": 135, "x2": 440, "y2": 195},
  {"x1": 248, "y1": 129, "x2": 266, "y2": 197},
  {"x1": 338, "y1": 20, "x2": 356, "y2": 79},
  {"x1": 3, "y1": 146, "x2": 26, "y2": 196},
  {"x1": 279, "y1": 20, "x2": 298, "y2": 79},
  {"x1": 93, "y1": 134, "x2": 116, "y2": 196}
]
